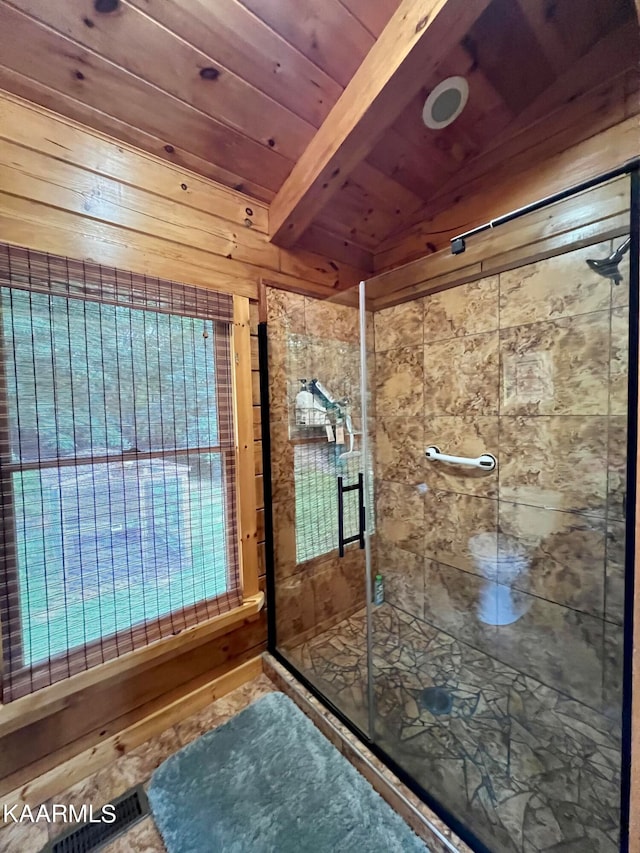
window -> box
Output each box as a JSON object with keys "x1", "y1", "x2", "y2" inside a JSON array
[
  {"x1": 0, "y1": 246, "x2": 240, "y2": 701},
  {"x1": 294, "y1": 443, "x2": 361, "y2": 563}
]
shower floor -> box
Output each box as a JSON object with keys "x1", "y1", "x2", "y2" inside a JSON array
[{"x1": 284, "y1": 603, "x2": 621, "y2": 853}]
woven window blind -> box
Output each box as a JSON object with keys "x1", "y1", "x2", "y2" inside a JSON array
[{"x1": 0, "y1": 245, "x2": 241, "y2": 701}]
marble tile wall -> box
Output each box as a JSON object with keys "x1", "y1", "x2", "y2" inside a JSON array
[
  {"x1": 373, "y1": 239, "x2": 629, "y2": 716},
  {"x1": 266, "y1": 289, "x2": 368, "y2": 646}
]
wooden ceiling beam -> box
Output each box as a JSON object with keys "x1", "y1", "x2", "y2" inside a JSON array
[{"x1": 268, "y1": 0, "x2": 493, "y2": 248}]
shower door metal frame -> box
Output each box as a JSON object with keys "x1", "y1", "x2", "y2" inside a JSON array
[{"x1": 262, "y1": 160, "x2": 639, "y2": 853}]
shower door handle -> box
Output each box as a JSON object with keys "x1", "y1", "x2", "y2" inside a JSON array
[
  {"x1": 337, "y1": 473, "x2": 365, "y2": 558},
  {"x1": 425, "y1": 446, "x2": 497, "y2": 471}
]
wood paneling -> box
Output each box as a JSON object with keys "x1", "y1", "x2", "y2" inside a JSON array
[
  {"x1": 233, "y1": 297, "x2": 260, "y2": 598},
  {"x1": 0, "y1": 623, "x2": 267, "y2": 794},
  {"x1": 373, "y1": 115, "x2": 638, "y2": 276},
  {"x1": 0, "y1": 92, "x2": 366, "y2": 294},
  {"x1": 0, "y1": 90, "x2": 279, "y2": 791},
  {"x1": 2, "y1": 657, "x2": 263, "y2": 811},
  {"x1": 368, "y1": 165, "x2": 631, "y2": 309},
  {"x1": 268, "y1": 0, "x2": 494, "y2": 246},
  {"x1": 0, "y1": 0, "x2": 635, "y2": 261}
]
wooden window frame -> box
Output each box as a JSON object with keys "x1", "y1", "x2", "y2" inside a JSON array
[{"x1": 0, "y1": 291, "x2": 262, "y2": 705}]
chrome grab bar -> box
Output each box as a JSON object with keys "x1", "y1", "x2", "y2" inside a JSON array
[{"x1": 425, "y1": 445, "x2": 497, "y2": 472}]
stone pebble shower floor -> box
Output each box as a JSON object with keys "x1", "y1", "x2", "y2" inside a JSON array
[{"x1": 285, "y1": 603, "x2": 622, "y2": 853}]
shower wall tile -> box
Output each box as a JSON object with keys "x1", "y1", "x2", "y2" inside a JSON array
[
  {"x1": 422, "y1": 560, "x2": 497, "y2": 650},
  {"x1": 498, "y1": 242, "x2": 612, "y2": 328},
  {"x1": 499, "y1": 416, "x2": 608, "y2": 515},
  {"x1": 500, "y1": 312, "x2": 611, "y2": 416},
  {"x1": 423, "y1": 332, "x2": 499, "y2": 416},
  {"x1": 422, "y1": 560, "x2": 605, "y2": 710},
  {"x1": 607, "y1": 416, "x2": 627, "y2": 521},
  {"x1": 374, "y1": 299, "x2": 424, "y2": 352},
  {"x1": 272, "y1": 497, "x2": 297, "y2": 578},
  {"x1": 491, "y1": 585, "x2": 605, "y2": 711},
  {"x1": 609, "y1": 307, "x2": 629, "y2": 416},
  {"x1": 375, "y1": 541, "x2": 425, "y2": 619},
  {"x1": 366, "y1": 309, "x2": 375, "y2": 354},
  {"x1": 269, "y1": 419, "x2": 295, "y2": 503},
  {"x1": 305, "y1": 297, "x2": 359, "y2": 343},
  {"x1": 605, "y1": 520, "x2": 625, "y2": 626},
  {"x1": 423, "y1": 491, "x2": 498, "y2": 576},
  {"x1": 312, "y1": 548, "x2": 366, "y2": 627},
  {"x1": 423, "y1": 416, "x2": 499, "y2": 498},
  {"x1": 611, "y1": 245, "x2": 630, "y2": 309},
  {"x1": 603, "y1": 620, "x2": 623, "y2": 722},
  {"x1": 376, "y1": 480, "x2": 425, "y2": 556},
  {"x1": 266, "y1": 288, "x2": 306, "y2": 336},
  {"x1": 375, "y1": 346, "x2": 423, "y2": 417},
  {"x1": 276, "y1": 571, "x2": 316, "y2": 643},
  {"x1": 376, "y1": 417, "x2": 424, "y2": 484},
  {"x1": 498, "y1": 502, "x2": 606, "y2": 617},
  {"x1": 377, "y1": 480, "x2": 425, "y2": 520},
  {"x1": 267, "y1": 334, "x2": 291, "y2": 422},
  {"x1": 422, "y1": 276, "x2": 499, "y2": 342}
]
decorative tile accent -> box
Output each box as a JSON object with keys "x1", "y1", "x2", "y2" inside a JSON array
[
  {"x1": 375, "y1": 346, "x2": 424, "y2": 417},
  {"x1": 423, "y1": 416, "x2": 499, "y2": 498},
  {"x1": 375, "y1": 300, "x2": 424, "y2": 352},
  {"x1": 500, "y1": 312, "x2": 610, "y2": 416},
  {"x1": 423, "y1": 276, "x2": 499, "y2": 342},
  {"x1": 499, "y1": 243, "x2": 612, "y2": 328},
  {"x1": 499, "y1": 416, "x2": 608, "y2": 515},
  {"x1": 424, "y1": 332, "x2": 499, "y2": 416}
]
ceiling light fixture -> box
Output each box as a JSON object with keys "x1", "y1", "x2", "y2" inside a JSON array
[{"x1": 422, "y1": 76, "x2": 469, "y2": 130}]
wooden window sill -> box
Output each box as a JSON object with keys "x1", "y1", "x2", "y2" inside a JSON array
[{"x1": 0, "y1": 591, "x2": 265, "y2": 738}]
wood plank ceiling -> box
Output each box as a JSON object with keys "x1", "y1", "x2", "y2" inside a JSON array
[{"x1": 0, "y1": 0, "x2": 637, "y2": 274}]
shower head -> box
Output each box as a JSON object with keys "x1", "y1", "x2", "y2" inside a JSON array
[{"x1": 586, "y1": 236, "x2": 631, "y2": 285}]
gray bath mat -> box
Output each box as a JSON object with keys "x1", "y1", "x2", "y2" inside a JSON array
[{"x1": 148, "y1": 691, "x2": 429, "y2": 853}]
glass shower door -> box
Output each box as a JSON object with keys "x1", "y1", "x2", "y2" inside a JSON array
[
  {"x1": 267, "y1": 287, "x2": 372, "y2": 733},
  {"x1": 362, "y1": 171, "x2": 635, "y2": 853}
]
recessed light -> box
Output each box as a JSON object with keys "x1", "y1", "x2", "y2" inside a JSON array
[{"x1": 422, "y1": 76, "x2": 469, "y2": 130}]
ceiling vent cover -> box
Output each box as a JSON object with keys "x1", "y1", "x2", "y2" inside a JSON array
[{"x1": 422, "y1": 76, "x2": 469, "y2": 129}]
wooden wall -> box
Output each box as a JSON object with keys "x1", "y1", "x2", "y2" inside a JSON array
[
  {"x1": 365, "y1": 117, "x2": 638, "y2": 309},
  {"x1": 0, "y1": 90, "x2": 285, "y2": 792},
  {"x1": 0, "y1": 92, "x2": 365, "y2": 300}
]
